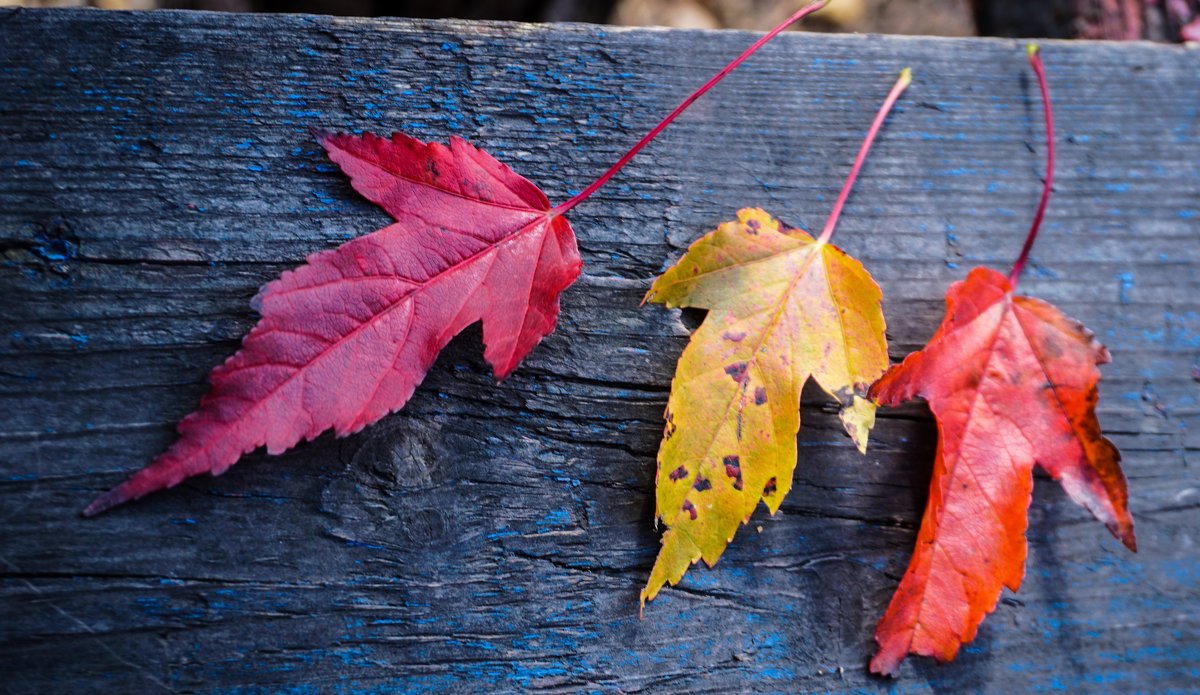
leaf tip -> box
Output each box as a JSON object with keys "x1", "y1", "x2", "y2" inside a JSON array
[
  {"x1": 898, "y1": 67, "x2": 912, "y2": 87},
  {"x1": 81, "y1": 487, "x2": 126, "y2": 517},
  {"x1": 868, "y1": 652, "x2": 900, "y2": 678},
  {"x1": 837, "y1": 394, "x2": 877, "y2": 454},
  {"x1": 1026, "y1": 43, "x2": 1040, "y2": 58},
  {"x1": 639, "y1": 578, "x2": 664, "y2": 614},
  {"x1": 308, "y1": 125, "x2": 332, "y2": 144},
  {"x1": 869, "y1": 630, "x2": 909, "y2": 677},
  {"x1": 1115, "y1": 521, "x2": 1137, "y2": 553}
]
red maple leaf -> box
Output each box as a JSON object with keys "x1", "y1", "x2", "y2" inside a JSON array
[
  {"x1": 83, "y1": 1, "x2": 831, "y2": 516},
  {"x1": 83, "y1": 131, "x2": 581, "y2": 516},
  {"x1": 867, "y1": 46, "x2": 1136, "y2": 675}
]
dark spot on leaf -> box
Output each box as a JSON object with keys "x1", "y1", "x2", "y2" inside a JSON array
[
  {"x1": 1076, "y1": 415, "x2": 1102, "y2": 442},
  {"x1": 723, "y1": 455, "x2": 744, "y2": 491},
  {"x1": 745, "y1": 218, "x2": 761, "y2": 235},
  {"x1": 754, "y1": 387, "x2": 768, "y2": 406},
  {"x1": 693, "y1": 476, "x2": 711, "y2": 492},
  {"x1": 663, "y1": 409, "x2": 677, "y2": 441},
  {"x1": 682, "y1": 499, "x2": 697, "y2": 520},
  {"x1": 1039, "y1": 335, "x2": 1064, "y2": 360},
  {"x1": 692, "y1": 266, "x2": 699, "y2": 275},
  {"x1": 725, "y1": 362, "x2": 748, "y2": 383},
  {"x1": 763, "y1": 477, "x2": 777, "y2": 497},
  {"x1": 724, "y1": 331, "x2": 746, "y2": 342},
  {"x1": 669, "y1": 465, "x2": 688, "y2": 482},
  {"x1": 831, "y1": 385, "x2": 855, "y2": 408}
]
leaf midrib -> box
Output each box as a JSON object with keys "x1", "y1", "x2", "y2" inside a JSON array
[
  {"x1": 660, "y1": 242, "x2": 823, "y2": 534},
  {"x1": 907, "y1": 295, "x2": 1032, "y2": 651},
  {"x1": 169, "y1": 213, "x2": 554, "y2": 470}
]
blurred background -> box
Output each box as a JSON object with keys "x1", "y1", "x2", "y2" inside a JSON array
[{"x1": 1, "y1": 0, "x2": 1197, "y2": 40}]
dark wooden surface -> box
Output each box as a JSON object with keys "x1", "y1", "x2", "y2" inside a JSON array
[{"x1": 3, "y1": 8, "x2": 1199, "y2": 693}]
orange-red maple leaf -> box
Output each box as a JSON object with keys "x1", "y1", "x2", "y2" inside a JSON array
[
  {"x1": 867, "y1": 46, "x2": 1135, "y2": 675},
  {"x1": 868, "y1": 267, "x2": 1135, "y2": 675}
]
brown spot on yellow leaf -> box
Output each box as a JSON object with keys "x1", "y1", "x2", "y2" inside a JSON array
[{"x1": 682, "y1": 500, "x2": 697, "y2": 520}]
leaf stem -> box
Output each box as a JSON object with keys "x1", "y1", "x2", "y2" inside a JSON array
[
  {"x1": 549, "y1": 0, "x2": 829, "y2": 217},
  {"x1": 1008, "y1": 44, "x2": 1054, "y2": 288},
  {"x1": 814, "y1": 68, "x2": 911, "y2": 246}
]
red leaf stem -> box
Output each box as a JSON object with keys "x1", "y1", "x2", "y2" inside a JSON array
[
  {"x1": 815, "y1": 67, "x2": 911, "y2": 246},
  {"x1": 1008, "y1": 44, "x2": 1055, "y2": 286},
  {"x1": 552, "y1": 0, "x2": 829, "y2": 216}
]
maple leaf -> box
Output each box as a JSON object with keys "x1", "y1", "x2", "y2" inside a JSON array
[
  {"x1": 640, "y1": 70, "x2": 910, "y2": 605},
  {"x1": 868, "y1": 268, "x2": 1136, "y2": 674},
  {"x1": 82, "y1": 2, "x2": 831, "y2": 516},
  {"x1": 83, "y1": 131, "x2": 582, "y2": 516},
  {"x1": 866, "y1": 46, "x2": 1136, "y2": 676}
]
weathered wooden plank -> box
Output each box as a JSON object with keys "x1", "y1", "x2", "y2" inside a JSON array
[{"x1": 1, "y1": 7, "x2": 1198, "y2": 693}]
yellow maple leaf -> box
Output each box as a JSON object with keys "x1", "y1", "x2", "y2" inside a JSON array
[
  {"x1": 640, "y1": 69, "x2": 910, "y2": 605},
  {"x1": 641, "y1": 207, "x2": 889, "y2": 603}
]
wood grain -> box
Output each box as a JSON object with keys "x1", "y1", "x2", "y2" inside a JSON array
[{"x1": 2, "y1": 8, "x2": 1198, "y2": 692}]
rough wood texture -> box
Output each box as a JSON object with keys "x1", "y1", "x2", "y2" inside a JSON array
[{"x1": 2, "y1": 8, "x2": 1198, "y2": 693}]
